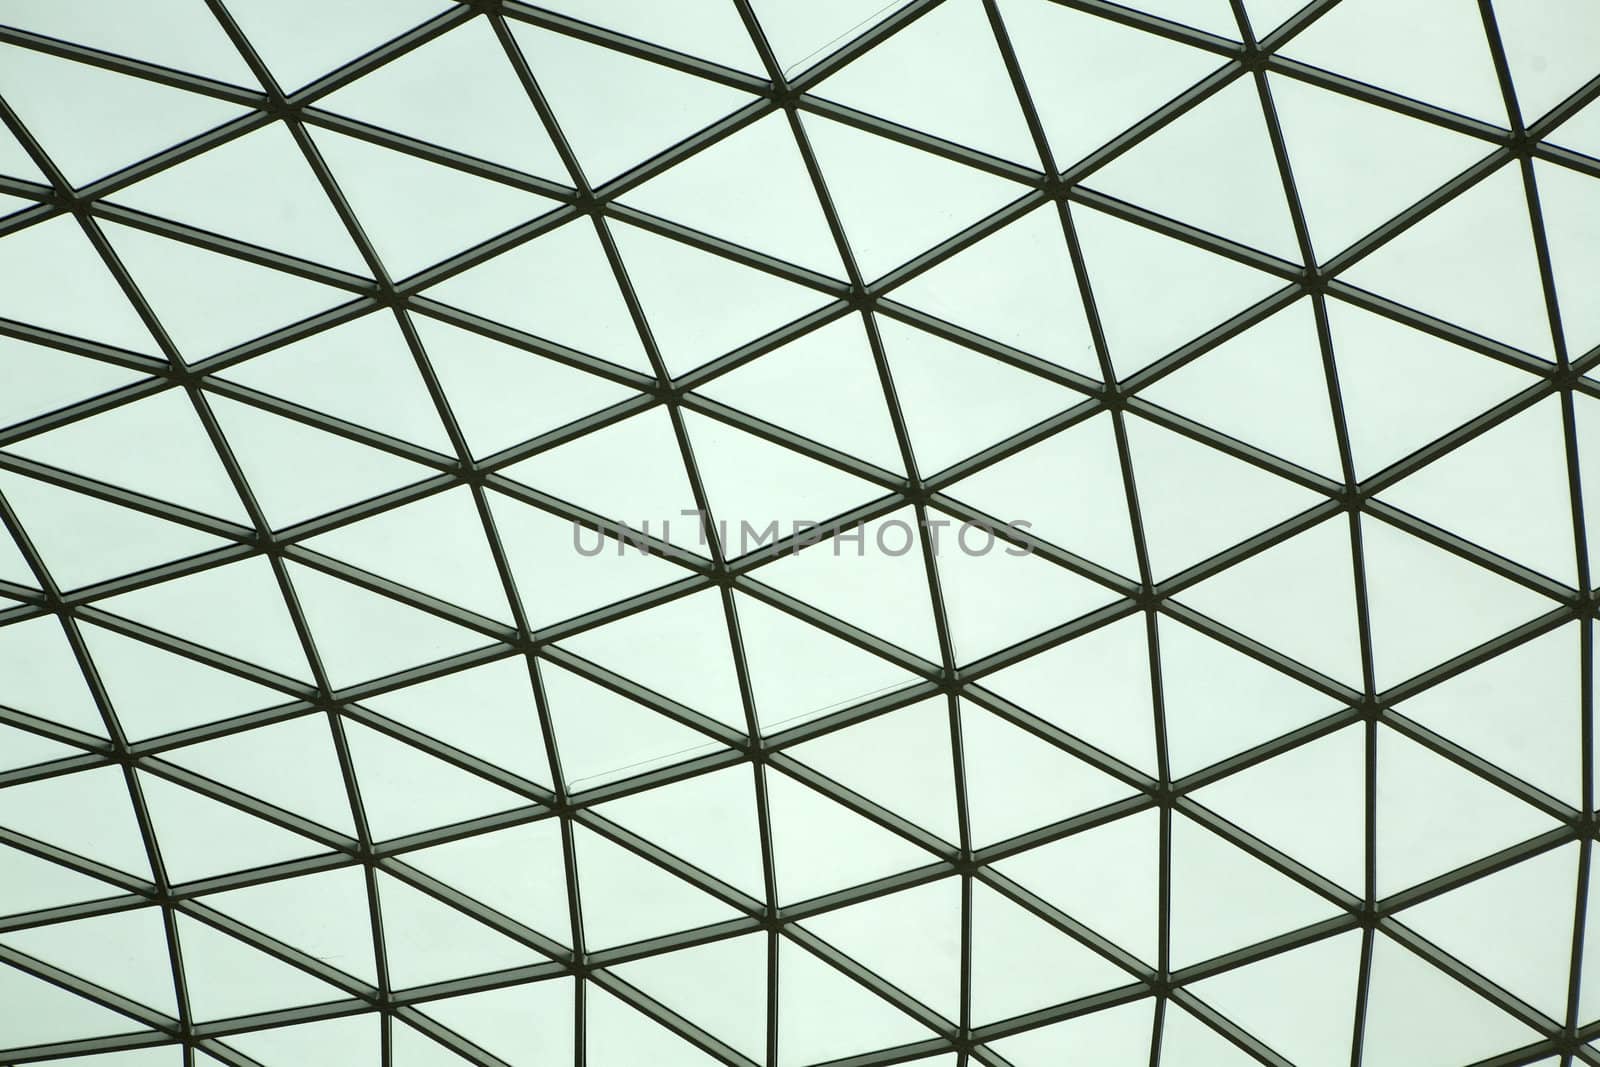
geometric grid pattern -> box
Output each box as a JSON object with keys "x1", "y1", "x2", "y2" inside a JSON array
[{"x1": 1, "y1": 1, "x2": 1599, "y2": 1065}]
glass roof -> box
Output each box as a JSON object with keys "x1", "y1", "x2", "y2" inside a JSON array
[{"x1": 0, "y1": 1, "x2": 1598, "y2": 1064}]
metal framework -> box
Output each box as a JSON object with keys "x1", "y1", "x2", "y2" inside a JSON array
[{"x1": 0, "y1": 0, "x2": 1598, "y2": 1064}]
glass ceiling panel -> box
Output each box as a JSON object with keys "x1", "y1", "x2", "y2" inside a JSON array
[{"x1": 0, "y1": 1, "x2": 1596, "y2": 1065}]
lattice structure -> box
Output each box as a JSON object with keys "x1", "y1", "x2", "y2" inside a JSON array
[{"x1": 1, "y1": 1, "x2": 1600, "y2": 1065}]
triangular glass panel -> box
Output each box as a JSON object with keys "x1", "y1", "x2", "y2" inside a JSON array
[
  {"x1": 176, "y1": 912, "x2": 344, "y2": 1021},
  {"x1": 1241, "y1": 0, "x2": 1311, "y2": 39},
  {"x1": 98, "y1": 556, "x2": 311, "y2": 682},
  {"x1": 970, "y1": 879, "x2": 1129, "y2": 1024},
  {"x1": 798, "y1": 111, "x2": 1026, "y2": 280},
  {"x1": 1551, "y1": 95, "x2": 1600, "y2": 158},
  {"x1": 609, "y1": 933, "x2": 767, "y2": 1061},
  {"x1": 7, "y1": 388, "x2": 246, "y2": 522},
  {"x1": 314, "y1": 15, "x2": 564, "y2": 172},
  {"x1": 0, "y1": 724, "x2": 78, "y2": 773},
  {"x1": 1281, "y1": 0, "x2": 1507, "y2": 123},
  {"x1": 411, "y1": 313, "x2": 637, "y2": 459},
  {"x1": 619, "y1": 111, "x2": 845, "y2": 277},
  {"x1": 1341, "y1": 165, "x2": 1553, "y2": 359},
  {"x1": 1190, "y1": 930, "x2": 1362, "y2": 1067},
  {"x1": 1132, "y1": 0, "x2": 1239, "y2": 36},
  {"x1": 0, "y1": 905, "x2": 175, "y2": 1016},
  {"x1": 1400, "y1": 842, "x2": 1577, "y2": 1017},
  {"x1": 536, "y1": 0, "x2": 763, "y2": 72},
  {"x1": 991, "y1": 808, "x2": 1160, "y2": 964},
  {"x1": 1193, "y1": 723, "x2": 1366, "y2": 893},
  {"x1": 593, "y1": 765, "x2": 765, "y2": 899},
  {"x1": 0, "y1": 0, "x2": 258, "y2": 85},
  {"x1": 1072, "y1": 204, "x2": 1284, "y2": 377},
  {"x1": 302, "y1": 486, "x2": 512, "y2": 624},
  {"x1": 1139, "y1": 298, "x2": 1343, "y2": 477},
  {"x1": 375, "y1": 870, "x2": 543, "y2": 989},
  {"x1": 486, "y1": 489, "x2": 696, "y2": 631},
  {"x1": 210, "y1": 395, "x2": 434, "y2": 529},
  {"x1": 1157, "y1": 614, "x2": 1340, "y2": 777},
  {"x1": 609, "y1": 221, "x2": 830, "y2": 377},
  {"x1": 1497, "y1": 1, "x2": 1600, "y2": 122},
  {"x1": 0, "y1": 43, "x2": 247, "y2": 186},
  {"x1": 767, "y1": 765, "x2": 932, "y2": 903},
  {"x1": 1380, "y1": 395, "x2": 1575, "y2": 582},
  {"x1": 218, "y1": 311, "x2": 452, "y2": 452},
  {"x1": 981, "y1": 614, "x2": 1157, "y2": 776},
  {"x1": 953, "y1": 700, "x2": 1132, "y2": 851},
  {"x1": 541, "y1": 658, "x2": 727, "y2": 793},
  {"x1": 506, "y1": 21, "x2": 755, "y2": 186},
  {"x1": 1088, "y1": 78, "x2": 1299, "y2": 258},
  {"x1": 420, "y1": 218, "x2": 652, "y2": 374},
  {"x1": 944, "y1": 412, "x2": 1139, "y2": 577},
  {"x1": 937, "y1": 538, "x2": 1120, "y2": 664},
  {"x1": 754, "y1": 508, "x2": 941, "y2": 660},
  {"x1": 889, "y1": 205, "x2": 1100, "y2": 378},
  {"x1": 695, "y1": 314, "x2": 904, "y2": 473},
  {"x1": 0, "y1": 468, "x2": 226, "y2": 592},
  {"x1": 1375, "y1": 724, "x2": 1559, "y2": 895},
  {"x1": 787, "y1": 695, "x2": 959, "y2": 844},
  {"x1": 223, "y1": 1014, "x2": 379, "y2": 1067},
  {"x1": 986, "y1": 997, "x2": 1154, "y2": 1065},
  {"x1": 0, "y1": 765, "x2": 152, "y2": 878},
  {"x1": 1361, "y1": 516, "x2": 1555, "y2": 690},
  {"x1": 1158, "y1": 1017, "x2": 1267, "y2": 1067},
  {"x1": 342, "y1": 718, "x2": 533, "y2": 840},
  {"x1": 801, "y1": 876, "x2": 961, "y2": 1021},
  {"x1": 0, "y1": 615, "x2": 104, "y2": 736},
  {"x1": 998, "y1": 0, "x2": 1224, "y2": 167},
  {"x1": 1176, "y1": 515, "x2": 1365, "y2": 688},
  {"x1": 400, "y1": 820, "x2": 569, "y2": 945},
  {"x1": 1268, "y1": 73, "x2": 1493, "y2": 259},
  {"x1": 1361, "y1": 930, "x2": 1541, "y2": 1064},
  {"x1": 1395, "y1": 623, "x2": 1580, "y2": 808},
  {"x1": 571, "y1": 823, "x2": 741, "y2": 951},
  {"x1": 877, "y1": 313, "x2": 1079, "y2": 474},
  {"x1": 417, "y1": 978, "x2": 575, "y2": 1067},
  {"x1": 1533, "y1": 158, "x2": 1600, "y2": 357},
  {"x1": 310, "y1": 126, "x2": 559, "y2": 280},
  {"x1": 748, "y1": 0, "x2": 915, "y2": 75},
  {"x1": 201, "y1": 865, "x2": 378, "y2": 985},
  {"x1": 585, "y1": 980, "x2": 726, "y2": 1067},
  {"x1": 1124, "y1": 412, "x2": 1323, "y2": 580},
  {"x1": 815, "y1": 0, "x2": 1038, "y2": 164},
  {"x1": 0, "y1": 959, "x2": 150, "y2": 1047},
  {"x1": 0, "y1": 334, "x2": 147, "y2": 433},
  {"x1": 1326, "y1": 296, "x2": 1536, "y2": 478},
  {"x1": 99, "y1": 221, "x2": 353, "y2": 360},
  {"x1": 0, "y1": 841, "x2": 120, "y2": 917},
  {"x1": 109, "y1": 121, "x2": 366, "y2": 273},
  {"x1": 226, "y1": 0, "x2": 453, "y2": 94},
  {"x1": 389, "y1": 1023, "x2": 478, "y2": 1067},
  {"x1": 1169, "y1": 811, "x2": 1339, "y2": 967},
  {"x1": 774, "y1": 933, "x2": 934, "y2": 1065},
  {"x1": 165, "y1": 715, "x2": 356, "y2": 836},
  {"x1": 0, "y1": 215, "x2": 160, "y2": 353},
  {"x1": 734, "y1": 591, "x2": 917, "y2": 733},
  {"x1": 358, "y1": 655, "x2": 551, "y2": 787},
  {"x1": 555, "y1": 588, "x2": 747, "y2": 732},
  {"x1": 681, "y1": 408, "x2": 882, "y2": 546},
  {"x1": 139, "y1": 770, "x2": 325, "y2": 884}
]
